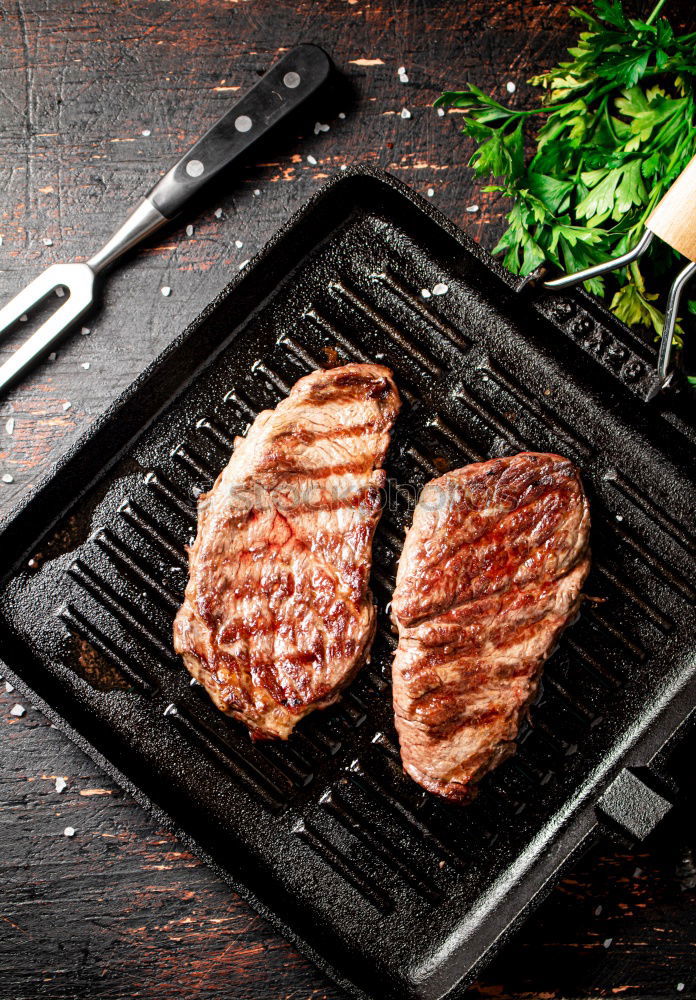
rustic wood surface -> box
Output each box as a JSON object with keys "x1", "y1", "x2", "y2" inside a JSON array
[{"x1": 0, "y1": 1, "x2": 694, "y2": 998}]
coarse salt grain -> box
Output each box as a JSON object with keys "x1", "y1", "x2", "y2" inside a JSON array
[
  {"x1": 594, "y1": 904, "x2": 603, "y2": 916},
  {"x1": 55, "y1": 286, "x2": 65, "y2": 297},
  {"x1": 43, "y1": 238, "x2": 53, "y2": 247},
  {"x1": 313, "y1": 122, "x2": 330, "y2": 134},
  {"x1": 2, "y1": 473, "x2": 14, "y2": 483},
  {"x1": 5, "y1": 681, "x2": 14, "y2": 693},
  {"x1": 238, "y1": 259, "x2": 250, "y2": 270},
  {"x1": 5, "y1": 417, "x2": 14, "y2": 435},
  {"x1": 214, "y1": 208, "x2": 223, "y2": 218},
  {"x1": 62, "y1": 401, "x2": 71, "y2": 411},
  {"x1": 307, "y1": 154, "x2": 317, "y2": 165},
  {"x1": 506, "y1": 81, "x2": 516, "y2": 93},
  {"x1": 48, "y1": 352, "x2": 57, "y2": 361},
  {"x1": 63, "y1": 826, "x2": 76, "y2": 837},
  {"x1": 616, "y1": 514, "x2": 623, "y2": 521},
  {"x1": 81, "y1": 362, "x2": 90, "y2": 370},
  {"x1": 432, "y1": 282, "x2": 449, "y2": 296},
  {"x1": 253, "y1": 188, "x2": 261, "y2": 196},
  {"x1": 466, "y1": 204, "x2": 479, "y2": 213},
  {"x1": 340, "y1": 164, "x2": 347, "y2": 170},
  {"x1": 235, "y1": 240, "x2": 243, "y2": 248},
  {"x1": 0, "y1": 235, "x2": 3, "y2": 245},
  {"x1": 603, "y1": 938, "x2": 613, "y2": 949},
  {"x1": 400, "y1": 108, "x2": 412, "y2": 119},
  {"x1": 10, "y1": 704, "x2": 25, "y2": 717},
  {"x1": 397, "y1": 66, "x2": 405, "y2": 75},
  {"x1": 338, "y1": 112, "x2": 346, "y2": 119},
  {"x1": 55, "y1": 777, "x2": 67, "y2": 793},
  {"x1": 421, "y1": 288, "x2": 431, "y2": 298},
  {"x1": 80, "y1": 327, "x2": 90, "y2": 336},
  {"x1": 161, "y1": 286, "x2": 172, "y2": 297},
  {"x1": 142, "y1": 129, "x2": 151, "y2": 136},
  {"x1": 677, "y1": 985, "x2": 685, "y2": 993},
  {"x1": 633, "y1": 867, "x2": 642, "y2": 877},
  {"x1": 437, "y1": 107, "x2": 445, "y2": 117},
  {"x1": 427, "y1": 187, "x2": 434, "y2": 197},
  {"x1": 185, "y1": 224, "x2": 194, "y2": 237},
  {"x1": 19, "y1": 314, "x2": 28, "y2": 322}
]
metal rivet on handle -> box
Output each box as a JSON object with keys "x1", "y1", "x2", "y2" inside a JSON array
[
  {"x1": 283, "y1": 71, "x2": 301, "y2": 89},
  {"x1": 234, "y1": 115, "x2": 253, "y2": 133},
  {"x1": 186, "y1": 159, "x2": 204, "y2": 178}
]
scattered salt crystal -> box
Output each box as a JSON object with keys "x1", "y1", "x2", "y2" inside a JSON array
[
  {"x1": 185, "y1": 224, "x2": 194, "y2": 237},
  {"x1": 616, "y1": 514, "x2": 623, "y2": 522},
  {"x1": 80, "y1": 326, "x2": 90, "y2": 336},
  {"x1": 81, "y1": 362, "x2": 90, "y2": 370},
  {"x1": 2, "y1": 473, "x2": 14, "y2": 483},
  {"x1": 55, "y1": 777, "x2": 67, "y2": 793},
  {"x1": 214, "y1": 207, "x2": 223, "y2": 218},
  {"x1": 437, "y1": 107, "x2": 445, "y2": 117},
  {"x1": 49, "y1": 352, "x2": 57, "y2": 361},
  {"x1": 55, "y1": 286, "x2": 65, "y2": 297},
  {"x1": 235, "y1": 239, "x2": 243, "y2": 248},
  {"x1": 253, "y1": 188, "x2": 261, "y2": 196},
  {"x1": 5, "y1": 417, "x2": 14, "y2": 435},
  {"x1": 633, "y1": 867, "x2": 642, "y2": 877},
  {"x1": 63, "y1": 826, "x2": 76, "y2": 837},
  {"x1": 19, "y1": 314, "x2": 27, "y2": 322},
  {"x1": 677, "y1": 985, "x2": 685, "y2": 993},
  {"x1": 400, "y1": 108, "x2": 412, "y2": 119},
  {"x1": 5, "y1": 681, "x2": 14, "y2": 693},
  {"x1": 10, "y1": 704, "x2": 25, "y2": 717},
  {"x1": 594, "y1": 904, "x2": 603, "y2": 916},
  {"x1": 603, "y1": 937, "x2": 613, "y2": 949},
  {"x1": 62, "y1": 401, "x2": 71, "y2": 411},
  {"x1": 27, "y1": 558, "x2": 37, "y2": 569},
  {"x1": 161, "y1": 286, "x2": 172, "y2": 296},
  {"x1": 397, "y1": 66, "x2": 405, "y2": 75},
  {"x1": 142, "y1": 129, "x2": 151, "y2": 136},
  {"x1": 466, "y1": 204, "x2": 479, "y2": 213},
  {"x1": 506, "y1": 81, "x2": 516, "y2": 94},
  {"x1": 427, "y1": 187, "x2": 434, "y2": 197},
  {"x1": 307, "y1": 154, "x2": 317, "y2": 165},
  {"x1": 43, "y1": 238, "x2": 53, "y2": 247},
  {"x1": 313, "y1": 122, "x2": 330, "y2": 134},
  {"x1": 340, "y1": 164, "x2": 347, "y2": 171},
  {"x1": 0, "y1": 235, "x2": 3, "y2": 246},
  {"x1": 421, "y1": 288, "x2": 432, "y2": 298},
  {"x1": 338, "y1": 112, "x2": 346, "y2": 120},
  {"x1": 398, "y1": 67, "x2": 409, "y2": 83},
  {"x1": 238, "y1": 259, "x2": 250, "y2": 270},
  {"x1": 163, "y1": 703, "x2": 177, "y2": 716},
  {"x1": 432, "y1": 282, "x2": 449, "y2": 296}
]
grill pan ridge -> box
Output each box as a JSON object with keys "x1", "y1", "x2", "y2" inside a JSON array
[{"x1": 0, "y1": 167, "x2": 694, "y2": 1000}]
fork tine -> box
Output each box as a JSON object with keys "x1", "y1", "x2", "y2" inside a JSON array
[
  {"x1": 0, "y1": 292, "x2": 92, "y2": 393},
  {"x1": 0, "y1": 266, "x2": 64, "y2": 339}
]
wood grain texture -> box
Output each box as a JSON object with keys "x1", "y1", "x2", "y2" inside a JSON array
[{"x1": 0, "y1": 1, "x2": 694, "y2": 998}]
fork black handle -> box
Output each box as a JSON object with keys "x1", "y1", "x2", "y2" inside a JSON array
[{"x1": 148, "y1": 44, "x2": 332, "y2": 219}]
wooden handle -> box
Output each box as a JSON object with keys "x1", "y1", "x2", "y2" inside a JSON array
[{"x1": 646, "y1": 154, "x2": 696, "y2": 262}]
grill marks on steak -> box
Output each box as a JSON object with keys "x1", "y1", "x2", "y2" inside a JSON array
[
  {"x1": 173, "y1": 363, "x2": 400, "y2": 740},
  {"x1": 391, "y1": 452, "x2": 591, "y2": 802}
]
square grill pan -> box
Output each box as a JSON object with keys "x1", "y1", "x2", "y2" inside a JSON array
[{"x1": 0, "y1": 167, "x2": 694, "y2": 1000}]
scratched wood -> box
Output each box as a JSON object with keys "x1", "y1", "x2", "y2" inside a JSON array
[{"x1": 0, "y1": 1, "x2": 694, "y2": 998}]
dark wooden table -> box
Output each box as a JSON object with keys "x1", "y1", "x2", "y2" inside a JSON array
[{"x1": 1, "y1": 2, "x2": 694, "y2": 998}]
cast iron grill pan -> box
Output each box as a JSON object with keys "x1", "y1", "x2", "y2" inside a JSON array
[{"x1": 0, "y1": 168, "x2": 694, "y2": 1000}]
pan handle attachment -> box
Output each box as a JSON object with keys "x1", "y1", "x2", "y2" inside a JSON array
[
  {"x1": 646, "y1": 154, "x2": 696, "y2": 262},
  {"x1": 147, "y1": 44, "x2": 332, "y2": 219}
]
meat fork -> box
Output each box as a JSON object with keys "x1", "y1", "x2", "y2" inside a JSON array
[
  {"x1": 0, "y1": 44, "x2": 331, "y2": 394},
  {"x1": 544, "y1": 153, "x2": 696, "y2": 400}
]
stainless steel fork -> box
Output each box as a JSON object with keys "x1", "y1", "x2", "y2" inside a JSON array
[{"x1": 0, "y1": 44, "x2": 331, "y2": 394}]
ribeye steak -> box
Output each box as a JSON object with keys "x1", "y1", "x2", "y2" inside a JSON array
[
  {"x1": 391, "y1": 452, "x2": 590, "y2": 801},
  {"x1": 174, "y1": 363, "x2": 400, "y2": 739}
]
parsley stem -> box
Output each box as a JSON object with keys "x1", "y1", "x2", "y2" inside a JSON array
[{"x1": 645, "y1": 0, "x2": 668, "y2": 26}]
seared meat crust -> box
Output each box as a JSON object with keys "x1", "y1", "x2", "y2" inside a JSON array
[
  {"x1": 174, "y1": 363, "x2": 400, "y2": 739},
  {"x1": 391, "y1": 452, "x2": 590, "y2": 801}
]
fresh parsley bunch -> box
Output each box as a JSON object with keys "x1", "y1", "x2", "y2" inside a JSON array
[{"x1": 436, "y1": 0, "x2": 696, "y2": 353}]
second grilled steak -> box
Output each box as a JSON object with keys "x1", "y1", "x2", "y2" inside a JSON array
[
  {"x1": 174, "y1": 363, "x2": 400, "y2": 739},
  {"x1": 392, "y1": 452, "x2": 590, "y2": 802}
]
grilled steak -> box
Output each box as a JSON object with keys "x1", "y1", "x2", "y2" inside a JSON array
[
  {"x1": 174, "y1": 363, "x2": 400, "y2": 739},
  {"x1": 391, "y1": 452, "x2": 590, "y2": 801}
]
